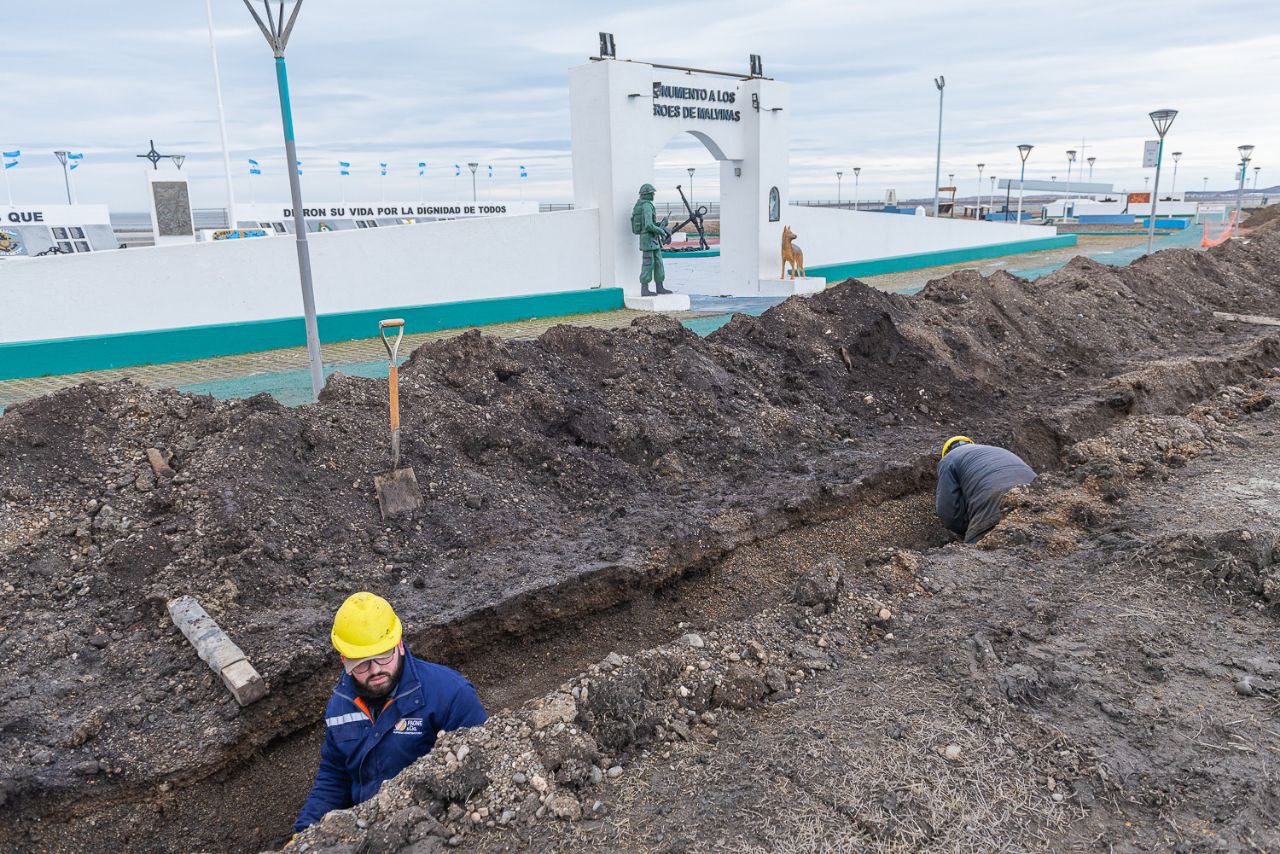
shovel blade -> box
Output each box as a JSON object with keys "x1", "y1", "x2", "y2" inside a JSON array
[{"x1": 375, "y1": 467, "x2": 422, "y2": 519}]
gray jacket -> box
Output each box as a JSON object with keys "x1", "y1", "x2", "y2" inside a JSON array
[{"x1": 935, "y1": 443, "x2": 1036, "y2": 543}]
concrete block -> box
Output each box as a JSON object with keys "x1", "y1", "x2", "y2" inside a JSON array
[
  {"x1": 220, "y1": 658, "x2": 268, "y2": 706},
  {"x1": 756, "y1": 277, "x2": 826, "y2": 297},
  {"x1": 624, "y1": 293, "x2": 691, "y2": 312},
  {"x1": 168, "y1": 595, "x2": 268, "y2": 707}
]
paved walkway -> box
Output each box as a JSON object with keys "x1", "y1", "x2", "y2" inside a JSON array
[{"x1": 0, "y1": 308, "x2": 699, "y2": 411}]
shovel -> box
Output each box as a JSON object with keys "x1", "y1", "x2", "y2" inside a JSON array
[{"x1": 373, "y1": 319, "x2": 422, "y2": 519}]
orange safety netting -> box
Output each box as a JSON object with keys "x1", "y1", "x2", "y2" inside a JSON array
[{"x1": 1202, "y1": 211, "x2": 1238, "y2": 247}]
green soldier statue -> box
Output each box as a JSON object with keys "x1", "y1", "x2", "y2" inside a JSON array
[{"x1": 630, "y1": 183, "x2": 672, "y2": 296}]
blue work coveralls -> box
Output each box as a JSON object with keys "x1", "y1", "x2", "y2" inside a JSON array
[
  {"x1": 294, "y1": 649, "x2": 487, "y2": 832},
  {"x1": 935, "y1": 443, "x2": 1036, "y2": 543}
]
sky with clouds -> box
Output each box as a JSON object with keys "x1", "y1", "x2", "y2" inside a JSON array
[{"x1": 2, "y1": 0, "x2": 1276, "y2": 212}]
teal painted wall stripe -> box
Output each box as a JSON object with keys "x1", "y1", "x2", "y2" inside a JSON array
[
  {"x1": 806, "y1": 235, "x2": 1077, "y2": 280},
  {"x1": 0, "y1": 288, "x2": 624, "y2": 381}
]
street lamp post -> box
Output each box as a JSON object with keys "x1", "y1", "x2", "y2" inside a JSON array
[
  {"x1": 947, "y1": 172, "x2": 954, "y2": 217},
  {"x1": 53, "y1": 150, "x2": 73, "y2": 205},
  {"x1": 853, "y1": 166, "x2": 860, "y2": 211},
  {"x1": 932, "y1": 75, "x2": 945, "y2": 217},
  {"x1": 1234, "y1": 144, "x2": 1254, "y2": 235},
  {"x1": 1170, "y1": 151, "x2": 1182, "y2": 195},
  {"x1": 1203, "y1": 177, "x2": 1208, "y2": 194},
  {"x1": 976, "y1": 163, "x2": 984, "y2": 220},
  {"x1": 1253, "y1": 166, "x2": 1261, "y2": 189},
  {"x1": 1065, "y1": 150, "x2": 1076, "y2": 219},
  {"x1": 243, "y1": 0, "x2": 324, "y2": 401},
  {"x1": 1145, "y1": 108, "x2": 1178, "y2": 254},
  {"x1": 687, "y1": 166, "x2": 695, "y2": 211},
  {"x1": 835, "y1": 170, "x2": 842, "y2": 207},
  {"x1": 1087, "y1": 156, "x2": 1096, "y2": 181},
  {"x1": 468, "y1": 162, "x2": 478, "y2": 202},
  {"x1": 989, "y1": 175, "x2": 996, "y2": 220},
  {"x1": 1016, "y1": 144, "x2": 1033, "y2": 225}
]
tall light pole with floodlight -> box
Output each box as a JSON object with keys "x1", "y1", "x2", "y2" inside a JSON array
[
  {"x1": 836, "y1": 170, "x2": 842, "y2": 207},
  {"x1": 976, "y1": 163, "x2": 984, "y2": 219},
  {"x1": 932, "y1": 76, "x2": 945, "y2": 217},
  {"x1": 1170, "y1": 151, "x2": 1182, "y2": 195},
  {"x1": 1234, "y1": 145, "x2": 1254, "y2": 235},
  {"x1": 1145, "y1": 108, "x2": 1177, "y2": 254},
  {"x1": 468, "y1": 162, "x2": 479, "y2": 202},
  {"x1": 1016, "y1": 144, "x2": 1033, "y2": 225},
  {"x1": 1253, "y1": 166, "x2": 1261, "y2": 189},
  {"x1": 1065, "y1": 150, "x2": 1076, "y2": 218},
  {"x1": 206, "y1": 0, "x2": 238, "y2": 228},
  {"x1": 687, "y1": 166, "x2": 695, "y2": 211},
  {"x1": 53, "y1": 150, "x2": 74, "y2": 204},
  {"x1": 1087, "y1": 156, "x2": 1096, "y2": 181},
  {"x1": 853, "y1": 166, "x2": 860, "y2": 211},
  {"x1": 989, "y1": 175, "x2": 996, "y2": 219},
  {"x1": 244, "y1": 0, "x2": 323, "y2": 400}
]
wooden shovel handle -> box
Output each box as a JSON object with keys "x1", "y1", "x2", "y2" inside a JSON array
[{"x1": 388, "y1": 364, "x2": 400, "y2": 431}]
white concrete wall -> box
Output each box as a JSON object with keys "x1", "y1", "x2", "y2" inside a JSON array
[
  {"x1": 778, "y1": 206, "x2": 1060, "y2": 268},
  {"x1": 0, "y1": 209, "x2": 600, "y2": 344},
  {"x1": 1044, "y1": 199, "x2": 1201, "y2": 217}
]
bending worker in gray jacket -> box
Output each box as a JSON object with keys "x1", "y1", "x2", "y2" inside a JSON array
[{"x1": 935, "y1": 436, "x2": 1037, "y2": 543}]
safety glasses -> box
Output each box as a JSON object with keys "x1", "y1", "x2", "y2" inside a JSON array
[{"x1": 342, "y1": 649, "x2": 397, "y2": 675}]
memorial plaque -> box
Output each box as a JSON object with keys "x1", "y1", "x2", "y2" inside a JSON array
[{"x1": 152, "y1": 181, "x2": 194, "y2": 237}]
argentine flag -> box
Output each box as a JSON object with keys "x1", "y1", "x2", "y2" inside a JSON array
[
  {"x1": 418, "y1": 161, "x2": 426, "y2": 176},
  {"x1": 454, "y1": 163, "x2": 461, "y2": 177},
  {"x1": 68, "y1": 152, "x2": 83, "y2": 171},
  {"x1": 296, "y1": 160, "x2": 303, "y2": 175},
  {"x1": 248, "y1": 158, "x2": 261, "y2": 175},
  {"x1": 519, "y1": 165, "x2": 528, "y2": 179},
  {"x1": 339, "y1": 160, "x2": 350, "y2": 176},
  {"x1": 3, "y1": 149, "x2": 19, "y2": 169},
  {"x1": 487, "y1": 164, "x2": 493, "y2": 178},
  {"x1": 380, "y1": 162, "x2": 388, "y2": 177}
]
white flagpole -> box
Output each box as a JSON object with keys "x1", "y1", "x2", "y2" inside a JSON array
[
  {"x1": 206, "y1": 0, "x2": 238, "y2": 227},
  {"x1": 3, "y1": 163, "x2": 13, "y2": 207}
]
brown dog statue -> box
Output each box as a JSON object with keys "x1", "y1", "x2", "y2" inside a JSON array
[{"x1": 781, "y1": 225, "x2": 805, "y2": 279}]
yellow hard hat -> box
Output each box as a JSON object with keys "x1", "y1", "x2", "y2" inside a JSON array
[
  {"x1": 331, "y1": 592, "x2": 403, "y2": 659},
  {"x1": 941, "y1": 435, "x2": 974, "y2": 457}
]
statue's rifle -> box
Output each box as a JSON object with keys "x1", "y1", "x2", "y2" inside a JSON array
[{"x1": 668, "y1": 184, "x2": 710, "y2": 250}]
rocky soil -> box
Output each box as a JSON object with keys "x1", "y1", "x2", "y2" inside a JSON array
[
  {"x1": 0, "y1": 224, "x2": 1277, "y2": 851},
  {"x1": 292, "y1": 377, "x2": 1280, "y2": 853}
]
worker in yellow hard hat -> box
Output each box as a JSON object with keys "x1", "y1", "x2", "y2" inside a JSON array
[
  {"x1": 295, "y1": 592, "x2": 486, "y2": 832},
  {"x1": 935, "y1": 435, "x2": 1036, "y2": 543}
]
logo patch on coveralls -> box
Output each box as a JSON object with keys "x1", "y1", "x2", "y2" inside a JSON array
[{"x1": 394, "y1": 717, "x2": 424, "y2": 734}]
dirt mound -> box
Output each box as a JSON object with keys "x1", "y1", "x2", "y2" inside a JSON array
[
  {"x1": 1244, "y1": 203, "x2": 1280, "y2": 229},
  {"x1": 1, "y1": 226, "x2": 1278, "y2": 850}
]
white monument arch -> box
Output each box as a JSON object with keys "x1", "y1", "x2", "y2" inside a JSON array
[{"x1": 569, "y1": 44, "x2": 824, "y2": 306}]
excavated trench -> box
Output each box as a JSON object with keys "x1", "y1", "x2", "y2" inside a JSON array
[
  {"x1": 5, "y1": 221, "x2": 1279, "y2": 853},
  {"x1": 15, "y1": 339, "x2": 1278, "y2": 854}
]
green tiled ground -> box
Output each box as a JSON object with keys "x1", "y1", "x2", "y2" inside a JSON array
[{"x1": 0, "y1": 308, "x2": 697, "y2": 412}]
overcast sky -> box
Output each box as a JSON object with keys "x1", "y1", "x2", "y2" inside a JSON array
[{"x1": 3, "y1": 0, "x2": 1276, "y2": 211}]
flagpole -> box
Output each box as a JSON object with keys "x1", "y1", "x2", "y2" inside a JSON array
[
  {"x1": 3, "y1": 163, "x2": 13, "y2": 207},
  {"x1": 206, "y1": 0, "x2": 239, "y2": 227}
]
